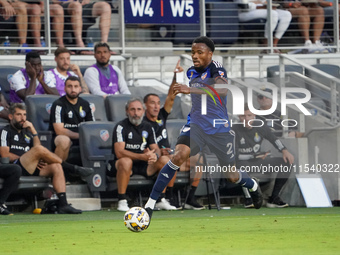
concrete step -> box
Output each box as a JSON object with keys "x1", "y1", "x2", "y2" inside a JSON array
[
  {"x1": 66, "y1": 184, "x2": 91, "y2": 198},
  {"x1": 67, "y1": 198, "x2": 101, "y2": 211}
]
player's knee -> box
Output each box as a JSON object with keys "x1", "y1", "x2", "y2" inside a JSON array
[
  {"x1": 158, "y1": 155, "x2": 169, "y2": 166},
  {"x1": 50, "y1": 163, "x2": 64, "y2": 175},
  {"x1": 32, "y1": 144, "x2": 48, "y2": 155},
  {"x1": 116, "y1": 158, "x2": 133, "y2": 173},
  {"x1": 54, "y1": 135, "x2": 71, "y2": 149}
]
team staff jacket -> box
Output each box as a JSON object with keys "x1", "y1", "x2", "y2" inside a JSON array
[
  {"x1": 143, "y1": 107, "x2": 170, "y2": 148},
  {"x1": 112, "y1": 118, "x2": 157, "y2": 161},
  {"x1": 49, "y1": 96, "x2": 95, "y2": 133},
  {"x1": 188, "y1": 60, "x2": 229, "y2": 134},
  {"x1": 232, "y1": 124, "x2": 286, "y2": 161},
  {"x1": 0, "y1": 125, "x2": 34, "y2": 159}
]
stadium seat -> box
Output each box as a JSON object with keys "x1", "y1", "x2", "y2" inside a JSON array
[
  {"x1": 0, "y1": 66, "x2": 21, "y2": 103},
  {"x1": 165, "y1": 119, "x2": 185, "y2": 149},
  {"x1": 157, "y1": 94, "x2": 184, "y2": 119},
  {"x1": 305, "y1": 64, "x2": 340, "y2": 102},
  {"x1": 105, "y1": 94, "x2": 132, "y2": 122},
  {"x1": 266, "y1": 65, "x2": 305, "y2": 94},
  {"x1": 0, "y1": 175, "x2": 51, "y2": 209},
  {"x1": 79, "y1": 122, "x2": 154, "y2": 200},
  {"x1": 79, "y1": 94, "x2": 108, "y2": 121},
  {"x1": 25, "y1": 95, "x2": 59, "y2": 150}
]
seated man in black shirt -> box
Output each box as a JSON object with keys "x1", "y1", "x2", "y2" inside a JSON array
[
  {"x1": 232, "y1": 103, "x2": 294, "y2": 208},
  {"x1": 108, "y1": 97, "x2": 175, "y2": 212},
  {"x1": 49, "y1": 76, "x2": 94, "y2": 180},
  {"x1": 0, "y1": 103, "x2": 82, "y2": 214}
]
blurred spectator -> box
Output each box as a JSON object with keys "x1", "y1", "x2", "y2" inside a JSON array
[
  {"x1": 49, "y1": 76, "x2": 94, "y2": 181},
  {"x1": 45, "y1": 47, "x2": 89, "y2": 96},
  {"x1": 284, "y1": 0, "x2": 327, "y2": 52},
  {"x1": 233, "y1": 103, "x2": 294, "y2": 208},
  {"x1": 237, "y1": 0, "x2": 292, "y2": 53},
  {"x1": 54, "y1": 0, "x2": 111, "y2": 54},
  {"x1": 84, "y1": 42, "x2": 130, "y2": 97},
  {"x1": 0, "y1": 87, "x2": 10, "y2": 122},
  {"x1": 8, "y1": 51, "x2": 59, "y2": 103},
  {"x1": 21, "y1": 1, "x2": 65, "y2": 48},
  {"x1": 107, "y1": 97, "x2": 174, "y2": 212},
  {"x1": 0, "y1": 103, "x2": 82, "y2": 214},
  {"x1": 256, "y1": 87, "x2": 304, "y2": 138},
  {"x1": 0, "y1": 0, "x2": 29, "y2": 52}
]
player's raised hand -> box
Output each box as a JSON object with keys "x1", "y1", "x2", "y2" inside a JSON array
[
  {"x1": 69, "y1": 64, "x2": 82, "y2": 77},
  {"x1": 25, "y1": 62, "x2": 37, "y2": 80},
  {"x1": 173, "y1": 83, "x2": 190, "y2": 95},
  {"x1": 174, "y1": 59, "x2": 184, "y2": 73}
]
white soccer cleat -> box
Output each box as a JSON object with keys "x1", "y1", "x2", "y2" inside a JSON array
[
  {"x1": 117, "y1": 199, "x2": 130, "y2": 212},
  {"x1": 155, "y1": 198, "x2": 177, "y2": 211}
]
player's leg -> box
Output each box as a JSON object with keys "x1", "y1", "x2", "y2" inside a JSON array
[
  {"x1": 264, "y1": 157, "x2": 291, "y2": 208},
  {"x1": 0, "y1": 164, "x2": 21, "y2": 215},
  {"x1": 206, "y1": 131, "x2": 263, "y2": 209},
  {"x1": 144, "y1": 143, "x2": 190, "y2": 211},
  {"x1": 54, "y1": 135, "x2": 72, "y2": 161},
  {"x1": 183, "y1": 153, "x2": 205, "y2": 210},
  {"x1": 115, "y1": 157, "x2": 133, "y2": 211},
  {"x1": 39, "y1": 163, "x2": 81, "y2": 214},
  {"x1": 147, "y1": 155, "x2": 177, "y2": 210}
]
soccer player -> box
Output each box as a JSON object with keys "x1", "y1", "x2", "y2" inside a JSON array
[
  {"x1": 49, "y1": 76, "x2": 94, "y2": 180},
  {"x1": 108, "y1": 98, "x2": 174, "y2": 211},
  {"x1": 144, "y1": 36, "x2": 263, "y2": 222},
  {"x1": 8, "y1": 51, "x2": 59, "y2": 103},
  {"x1": 45, "y1": 47, "x2": 89, "y2": 96},
  {"x1": 84, "y1": 43, "x2": 130, "y2": 97},
  {"x1": 0, "y1": 103, "x2": 82, "y2": 214}
]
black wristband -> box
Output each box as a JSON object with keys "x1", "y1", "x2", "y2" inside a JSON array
[{"x1": 32, "y1": 133, "x2": 38, "y2": 137}]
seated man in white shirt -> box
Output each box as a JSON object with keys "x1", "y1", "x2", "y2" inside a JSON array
[
  {"x1": 44, "y1": 47, "x2": 89, "y2": 96},
  {"x1": 84, "y1": 43, "x2": 130, "y2": 98},
  {"x1": 8, "y1": 51, "x2": 59, "y2": 103}
]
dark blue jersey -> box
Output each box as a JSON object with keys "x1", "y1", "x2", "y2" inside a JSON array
[{"x1": 187, "y1": 60, "x2": 229, "y2": 134}]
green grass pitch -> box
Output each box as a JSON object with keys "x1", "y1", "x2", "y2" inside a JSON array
[{"x1": 1, "y1": 207, "x2": 340, "y2": 255}]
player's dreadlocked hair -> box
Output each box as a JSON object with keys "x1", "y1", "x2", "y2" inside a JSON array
[{"x1": 192, "y1": 36, "x2": 215, "y2": 52}]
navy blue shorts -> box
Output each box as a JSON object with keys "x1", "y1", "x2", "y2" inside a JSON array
[
  {"x1": 14, "y1": 159, "x2": 40, "y2": 177},
  {"x1": 180, "y1": 123, "x2": 235, "y2": 165}
]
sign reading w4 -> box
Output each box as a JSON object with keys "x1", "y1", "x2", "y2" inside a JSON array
[{"x1": 125, "y1": 0, "x2": 199, "y2": 24}]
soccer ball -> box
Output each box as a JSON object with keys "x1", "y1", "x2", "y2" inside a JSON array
[{"x1": 124, "y1": 207, "x2": 150, "y2": 232}]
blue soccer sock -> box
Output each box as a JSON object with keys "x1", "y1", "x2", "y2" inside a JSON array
[
  {"x1": 146, "y1": 161, "x2": 179, "y2": 209},
  {"x1": 235, "y1": 170, "x2": 257, "y2": 191}
]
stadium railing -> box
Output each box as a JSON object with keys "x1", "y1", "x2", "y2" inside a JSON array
[{"x1": 1, "y1": 0, "x2": 339, "y2": 54}]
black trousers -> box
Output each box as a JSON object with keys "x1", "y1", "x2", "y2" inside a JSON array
[{"x1": 0, "y1": 164, "x2": 22, "y2": 204}]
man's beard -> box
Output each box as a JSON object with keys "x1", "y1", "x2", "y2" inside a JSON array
[
  {"x1": 194, "y1": 66, "x2": 205, "y2": 73},
  {"x1": 66, "y1": 92, "x2": 79, "y2": 100},
  {"x1": 13, "y1": 121, "x2": 23, "y2": 130},
  {"x1": 96, "y1": 60, "x2": 109, "y2": 67},
  {"x1": 128, "y1": 115, "x2": 143, "y2": 126}
]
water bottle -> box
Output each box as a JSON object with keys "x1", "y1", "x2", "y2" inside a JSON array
[
  {"x1": 87, "y1": 37, "x2": 94, "y2": 48},
  {"x1": 40, "y1": 36, "x2": 46, "y2": 48},
  {"x1": 3, "y1": 36, "x2": 11, "y2": 55}
]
